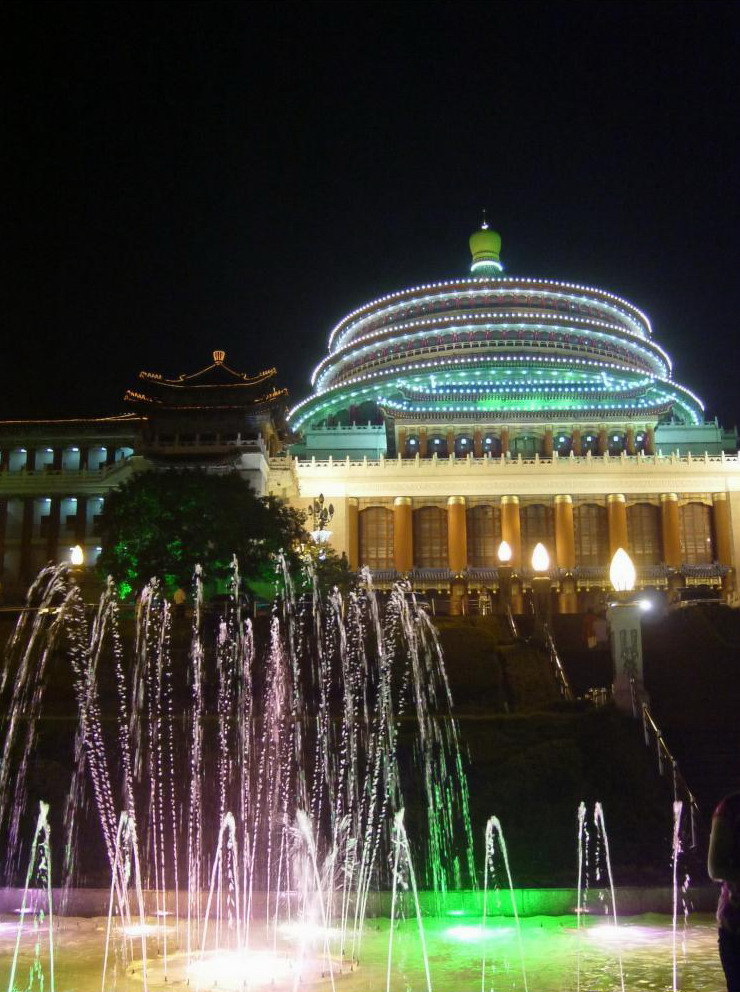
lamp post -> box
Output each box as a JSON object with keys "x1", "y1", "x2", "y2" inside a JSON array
[
  {"x1": 607, "y1": 548, "x2": 648, "y2": 714},
  {"x1": 497, "y1": 540, "x2": 513, "y2": 614},
  {"x1": 531, "y1": 542, "x2": 551, "y2": 627},
  {"x1": 309, "y1": 494, "x2": 334, "y2": 558}
]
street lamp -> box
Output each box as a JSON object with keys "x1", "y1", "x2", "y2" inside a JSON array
[
  {"x1": 531, "y1": 543, "x2": 551, "y2": 626},
  {"x1": 309, "y1": 494, "x2": 334, "y2": 553},
  {"x1": 609, "y1": 547, "x2": 636, "y2": 594},
  {"x1": 497, "y1": 540, "x2": 513, "y2": 613},
  {"x1": 70, "y1": 545, "x2": 84, "y2": 566},
  {"x1": 607, "y1": 548, "x2": 648, "y2": 714}
]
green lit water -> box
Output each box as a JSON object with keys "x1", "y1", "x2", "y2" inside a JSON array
[{"x1": 0, "y1": 912, "x2": 724, "y2": 991}]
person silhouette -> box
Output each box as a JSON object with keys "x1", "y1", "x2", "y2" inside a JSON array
[{"x1": 709, "y1": 791, "x2": 740, "y2": 990}]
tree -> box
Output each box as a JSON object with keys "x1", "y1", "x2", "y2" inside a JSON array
[{"x1": 97, "y1": 469, "x2": 307, "y2": 595}]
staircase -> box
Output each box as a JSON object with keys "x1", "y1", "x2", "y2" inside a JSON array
[{"x1": 551, "y1": 604, "x2": 740, "y2": 812}]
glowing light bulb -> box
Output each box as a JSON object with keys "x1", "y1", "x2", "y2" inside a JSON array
[
  {"x1": 497, "y1": 540, "x2": 512, "y2": 564},
  {"x1": 70, "y1": 545, "x2": 84, "y2": 566},
  {"x1": 609, "y1": 548, "x2": 636, "y2": 592},
  {"x1": 531, "y1": 543, "x2": 550, "y2": 572}
]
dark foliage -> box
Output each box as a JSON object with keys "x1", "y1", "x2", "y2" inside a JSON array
[{"x1": 96, "y1": 469, "x2": 307, "y2": 594}]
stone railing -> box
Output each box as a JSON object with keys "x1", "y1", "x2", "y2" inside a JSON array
[{"x1": 291, "y1": 450, "x2": 739, "y2": 470}]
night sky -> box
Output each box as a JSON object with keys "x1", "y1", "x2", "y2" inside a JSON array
[{"x1": 2, "y1": 1, "x2": 740, "y2": 428}]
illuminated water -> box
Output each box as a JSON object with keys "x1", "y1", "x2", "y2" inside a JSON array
[
  {"x1": 0, "y1": 563, "x2": 722, "y2": 990},
  {"x1": 0, "y1": 561, "x2": 475, "y2": 988},
  {"x1": 0, "y1": 911, "x2": 724, "y2": 990}
]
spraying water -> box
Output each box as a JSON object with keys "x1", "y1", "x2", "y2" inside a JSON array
[
  {"x1": 481, "y1": 815, "x2": 528, "y2": 992},
  {"x1": 6, "y1": 801, "x2": 55, "y2": 992},
  {"x1": 0, "y1": 560, "x2": 475, "y2": 985}
]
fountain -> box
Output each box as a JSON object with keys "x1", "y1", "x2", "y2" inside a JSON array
[{"x1": 0, "y1": 562, "x2": 726, "y2": 990}]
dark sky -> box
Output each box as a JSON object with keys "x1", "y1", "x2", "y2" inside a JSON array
[{"x1": 2, "y1": 1, "x2": 740, "y2": 427}]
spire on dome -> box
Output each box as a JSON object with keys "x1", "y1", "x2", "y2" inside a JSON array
[{"x1": 469, "y1": 215, "x2": 503, "y2": 275}]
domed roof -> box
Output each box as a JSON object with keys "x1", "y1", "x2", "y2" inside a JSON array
[
  {"x1": 289, "y1": 228, "x2": 703, "y2": 432},
  {"x1": 469, "y1": 222, "x2": 502, "y2": 272}
]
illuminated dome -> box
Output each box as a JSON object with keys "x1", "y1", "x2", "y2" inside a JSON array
[{"x1": 289, "y1": 226, "x2": 703, "y2": 440}]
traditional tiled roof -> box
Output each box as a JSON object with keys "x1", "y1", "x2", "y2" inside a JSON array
[{"x1": 125, "y1": 351, "x2": 288, "y2": 410}]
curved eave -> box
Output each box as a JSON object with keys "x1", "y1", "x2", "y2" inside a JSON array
[
  {"x1": 325, "y1": 276, "x2": 653, "y2": 355},
  {"x1": 289, "y1": 366, "x2": 703, "y2": 430},
  {"x1": 140, "y1": 365, "x2": 278, "y2": 387},
  {"x1": 380, "y1": 401, "x2": 675, "y2": 423},
  {"x1": 313, "y1": 322, "x2": 671, "y2": 392}
]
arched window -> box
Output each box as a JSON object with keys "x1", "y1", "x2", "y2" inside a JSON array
[
  {"x1": 359, "y1": 507, "x2": 394, "y2": 570},
  {"x1": 520, "y1": 504, "x2": 555, "y2": 565},
  {"x1": 413, "y1": 506, "x2": 448, "y2": 568},
  {"x1": 467, "y1": 504, "x2": 501, "y2": 568},
  {"x1": 454, "y1": 435, "x2": 473, "y2": 457},
  {"x1": 634, "y1": 431, "x2": 648, "y2": 453},
  {"x1": 627, "y1": 502, "x2": 661, "y2": 565},
  {"x1": 404, "y1": 435, "x2": 419, "y2": 457},
  {"x1": 482, "y1": 434, "x2": 502, "y2": 457},
  {"x1": 554, "y1": 432, "x2": 572, "y2": 456},
  {"x1": 428, "y1": 435, "x2": 448, "y2": 457},
  {"x1": 608, "y1": 432, "x2": 624, "y2": 456},
  {"x1": 680, "y1": 502, "x2": 714, "y2": 564},
  {"x1": 512, "y1": 435, "x2": 539, "y2": 457},
  {"x1": 581, "y1": 432, "x2": 599, "y2": 455},
  {"x1": 574, "y1": 503, "x2": 608, "y2": 566}
]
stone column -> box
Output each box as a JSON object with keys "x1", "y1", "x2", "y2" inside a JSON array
[
  {"x1": 447, "y1": 497, "x2": 468, "y2": 573},
  {"x1": 626, "y1": 427, "x2": 635, "y2": 456},
  {"x1": 419, "y1": 428, "x2": 428, "y2": 459},
  {"x1": 346, "y1": 498, "x2": 359, "y2": 570},
  {"x1": 500, "y1": 495, "x2": 521, "y2": 568},
  {"x1": 106, "y1": 446, "x2": 116, "y2": 467},
  {"x1": 0, "y1": 449, "x2": 8, "y2": 472},
  {"x1": 543, "y1": 429, "x2": 553, "y2": 458},
  {"x1": 446, "y1": 429, "x2": 455, "y2": 456},
  {"x1": 20, "y1": 497, "x2": 34, "y2": 581},
  {"x1": 46, "y1": 497, "x2": 61, "y2": 562},
  {"x1": 500, "y1": 427, "x2": 509, "y2": 456},
  {"x1": 572, "y1": 428, "x2": 582, "y2": 456},
  {"x1": 52, "y1": 448, "x2": 63, "y2": 472},
  {"x1": 712, "y1": 492, "x2": 732, "y2": 566},
  {"x1": 598, "y1": 428, "x2": 608, "y2": 456},
  {"x1": 75, "y1": 496, "x2": 88, "y2": 545},
  {"x1": 79, "y1": 446, "x2": 89, "y2": 471},
  {"x1": 646, "y1": 426, "x2": 655, "y2": 455},
  {"x1": 473, "y1": 429, "x2": 482, "y2": 458},
  {"x1": 555, "y1": 495, "x2": 577, "y2": 613},
  {"x1": 26, "y1": 448, "x2": 36, "y2": 472},
  {"x1": 660, "y1": 493, "x2": 681, "y2": 567},
  {"x1": 397, "y1": 428, "x2": 407, "y2": 458},
  {"x1": 448, "y1": 496, "x2": 468, "y2": 616},
  {"x1": 607, "y1": 494, "x2": 628, "y2": 557},
  {"x1": 393, "y1": 497, "x2": 413, "y2": 574},
  {"x1": 554, "y1": 495, "x2": 576, "y2": 570}
]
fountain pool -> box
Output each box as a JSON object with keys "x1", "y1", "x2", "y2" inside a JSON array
[
  {"x1": 0, "y1": 563, "x2": 721, "y2": 991},
  {"x1": 0, "y1": 910, "x2": 724, "y2": 990}
]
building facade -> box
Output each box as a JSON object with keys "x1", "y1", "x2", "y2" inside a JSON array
[
  {"x1": 284, "y1": 224, "x2": 740, "y2": 610},
  {"x1": 0, "y1": 353, "x2": 287, "y2": 597},
  {"x1": 1, "y1": 226, "x2": 738, "y2": 608}
]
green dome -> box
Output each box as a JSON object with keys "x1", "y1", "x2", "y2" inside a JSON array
[
  {"x1": 469, "y1": 224, "x2": 501, "y2": 265},
  {"x1": 470, "y1": 221, "x2": 501, "y2": 272}
]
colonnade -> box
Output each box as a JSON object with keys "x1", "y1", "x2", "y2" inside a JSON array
[
  {"x1": 0, "y1": 445, "x2": 124, "y2": 473},
  {"x1": 398, "y1": 424, "x2": 656, "y2": 458},
  {"x1": 0, "y1": 494, "x2": 101, "y2": 585},
  {"x1": 345, "y1": 491, "x2": 733, "y2": 573}
]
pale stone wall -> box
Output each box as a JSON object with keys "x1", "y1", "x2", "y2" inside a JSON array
[{"x1": 272, "y1": 452, "x2": 740, "y2": 591}]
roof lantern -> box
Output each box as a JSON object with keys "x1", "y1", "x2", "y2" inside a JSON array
[
  {"x1": 469, "y1": 213, "x2": 503, "y2": 275},
  {"x1": 288, "y1": 221, "x2": 705, "y2": 433}
]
